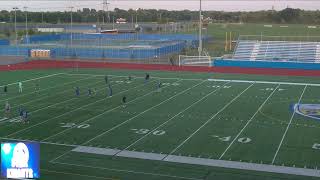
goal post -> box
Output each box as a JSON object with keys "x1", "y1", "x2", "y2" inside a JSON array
[{"x1": 178, "y1": 55, "x2": 212, "y2": 66}]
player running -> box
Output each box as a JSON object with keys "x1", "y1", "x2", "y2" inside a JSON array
[
  {"x1": 87, "y1": 88, "x2": 92, "y2": 97},
  {"x1": 4, "y1": 101, "x2": 11, "y2": 118},
  {"x1": 157, "y1": 80, "x2": 162, "y2": 92},
  {"x1": 18, "y1": 82, "x2": 23, "y2": 93},
  {"x1": 108, "y1": 84, "x2": 113, "y2": 97},
  {"x1": 22, "y1": 109, "x2": 29, "y2": 123},
  {"x1": 75, "y1": 87, "x2": 80, "y2": 97},
  {"x1": 18, "y1": 106, "x2": 24, "y2": 122},
  {"x1": 3, "y1": 85, "x2": 7, "y2": 95},
  {"x1": 128, "y1": 75, "x2": 132, "y2": 81},
  {"x1": 122, "y1": 95, "x2": 127, "y2": 108},
  {"x1": 35, "y1": 81, "x2": 40, "y2": 93},
  {"x1": 92, "y1": 88, "x2": 97, "y2": 97},
  {"x1": 144, "y1": 73, "x2": 150, "y2": 84}
]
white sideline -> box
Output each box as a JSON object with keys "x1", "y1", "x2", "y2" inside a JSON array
[
  {"x1": 62, "y1": 146, "x2": 320, "y2": 178},
  {"x1": 3, "y1": 137, "x2": 318, "y2": 178},
  {"x1": 219, "y1": 84, "x2": 280, "y2": 159},
  {"x1": 0, "y1": 137, "x2": 77, "y2": 147},
  {"x1": 51, "y1": 161, "x2": 201, "y2": 180},
  {"x1": 81, "y1": 80, "x2": 204, "y2": 145},
  {"x1": 271, "y1": 85, "x2": 308, "y2": 164},
  {"x1": 118, "y1": 81, "x2": 231, "y2": 153},
  {"x1": 0, "y1": 73, "x2": 63, "y2": 88},
  {"x1": 65, "y1": 73, "x2": 320, "y2": 86},
  {"x1": 165, "y1": 83, "x2": 255, "y2": 158},
  {"x1": 208, "y1": 78, "x2": 320, "y2": 87},
  {"x1": 7, "y1": 78, "x2": 148, "y2": 138}
]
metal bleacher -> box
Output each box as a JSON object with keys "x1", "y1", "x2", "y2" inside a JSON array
[{"x1": 233, "y1": 39, "x2": 320, "y2": 63}]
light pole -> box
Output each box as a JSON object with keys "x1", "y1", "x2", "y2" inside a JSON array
[
  {"x1": 198, "y1": 0, "x2": 203, "y2": 56},
  {"x1": 69, "y1": 6, "x2": 74, "y2": 48},
  {"x1": 24, "y1": 6, "x2": 28, "y2": 44},
  {"x1": 13, "y1": 7, "x2": 18, "y2": 44},
  {"x1": 102, "y1": 0, "x2": 110, "y2": 25}
]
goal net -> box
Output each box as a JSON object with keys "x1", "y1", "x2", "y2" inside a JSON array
[{"x1": 178, "y1": 55, "x2": 212, "y2": 66}]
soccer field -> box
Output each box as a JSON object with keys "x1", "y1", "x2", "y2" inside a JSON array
[{"x1": 1, "y1": 68, "x2": 320, "y2": 180}]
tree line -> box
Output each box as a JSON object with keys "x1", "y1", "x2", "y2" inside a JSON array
[{"x1": 0, "y1": 7, "x2": 319, "y2": 24}]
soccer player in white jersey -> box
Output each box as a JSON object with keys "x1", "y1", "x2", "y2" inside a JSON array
[
  {"x1": 18, "y1": 82, "x2": 23, "y2": 93},
  {"x1": 4, "y1": 101, "x2": 11, "y2": 118}
]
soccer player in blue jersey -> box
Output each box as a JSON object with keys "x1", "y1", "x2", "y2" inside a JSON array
[
  {"x1": 122, "y1": 95, "x2": 127, "y2": 108},
  {"x1": 23, "y1": 109, "x2": 29, "y2": 123},
  {"x1": 18, "y1": 106, "x2": 24, "y2": 122},
  {"x1": 75, "y1": 87, "x2": 80, "y2": 97},
  {"x1": 108, "y1": 84, "x2": 113, "y2": 97},
  {"x1": 145, "y1": 73, "x2": 150, "y2": 84},
  {"x1": 3, "y1": 85, "x2": 7, "y2": 95}
]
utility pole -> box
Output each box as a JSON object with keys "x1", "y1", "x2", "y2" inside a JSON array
[
  {"x1": 41, "y1": 11, "x2": 44, "y2": 24},
  {"x1": 102, "y1": 0, "x2": 110, "y2": 25},
  {"x1": 13, "y1": 7, "x2": 18, "y2": 45},
  {"x1": 24, "y1": 6, "x2": 28, "y2": 44},
  {"x1": 69, "y1": 6, "x2": 74, "y2": 47},
  {"x1": 198, "y1": 0, "x2": 203, "y2": 56}
]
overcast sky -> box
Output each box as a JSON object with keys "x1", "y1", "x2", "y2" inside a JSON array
[{"x1": 0, "y1": 0, "x2": 320, "y2": 12}]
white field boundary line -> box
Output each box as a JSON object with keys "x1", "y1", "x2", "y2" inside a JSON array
[
  {"x1": 219, "y1": 84, "x2": 281, "y2": 159},
  {"x1": 0, "y1": 76, "x2": 117, "y2": 126},
  {"x1": 163, "y1": 83, "x2": 255, "y2": 159},
  {"x1": 41, "y1": 169, "x2": 115, "y2": 180},
  {"x1": 0, "y1": 73, "x2": 64, "y2": 88},
  {"x1": 50, "y1": 146, "x2": 320, "y2": 179},
  {"x1": 81, "y1": 80, "x2": 205, "y2": 146},
  {"x1": 5, "y1": 77, "x2": 144, "y2": 137},
  {"x1": 65, "y1": 73, "x2": 320, "y2": 87},
  {"x1": 66, "y1": 73, "x2": 198, "y2": 81},
  {"x1": 0, "y1": 137, "x2": 77, "y2": 147},
  {"x1": 3, "y1": 136, "x2": 319, "y2": 179},
  {"x1": 40, "y1": 78, "x2": 163, "y2": 141},
  {"x1": 50, "y1": 161, "x2": 202, "y2": 180},
  {"x1": 271, "y1": 85, "x2": 308, "y2": 164},
  {"x1": 117, "y1": 81, "x2": 232, "y2": 154},
  {"x1": 0, "y1": 75, "x2": 96, "y2": 103}
]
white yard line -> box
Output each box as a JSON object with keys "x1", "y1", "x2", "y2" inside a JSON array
[
  {"x1": 271, "y1": 85, "x2": 308, "y2": 164},
  {"x1": 219, "y1": 84, "x2": 280, "y2": 159},
  {"x1": 164, "y1": 83, "x2": 255, "y2": 158},
  {"x1": 0, "y1": 73, "x2": 63, "y2": 88},
  {"x1": 66, "y1": 73, "x2": 320, "y2": 86},
  {"x1": 0, "y1": 75, "x2": 94, "y2": 103},
  {"x1": 40, "y1": 79, "x2": 161, "y2": 141},
  {"x1": 81, "y1": 80, "x2": 204, "y2": 146},
  {"x1": 5, "y1": 77, "x2": 136, "y2": 137},
  {"x1": 45, "y1": 79, "x2": 188, "y2": 143},
  {"x1": 50, "y1": 161, "x2": 201, "y2": 180},
  {"x1": 118, "y1": 81, "x2": 231, "y2": 153}
]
